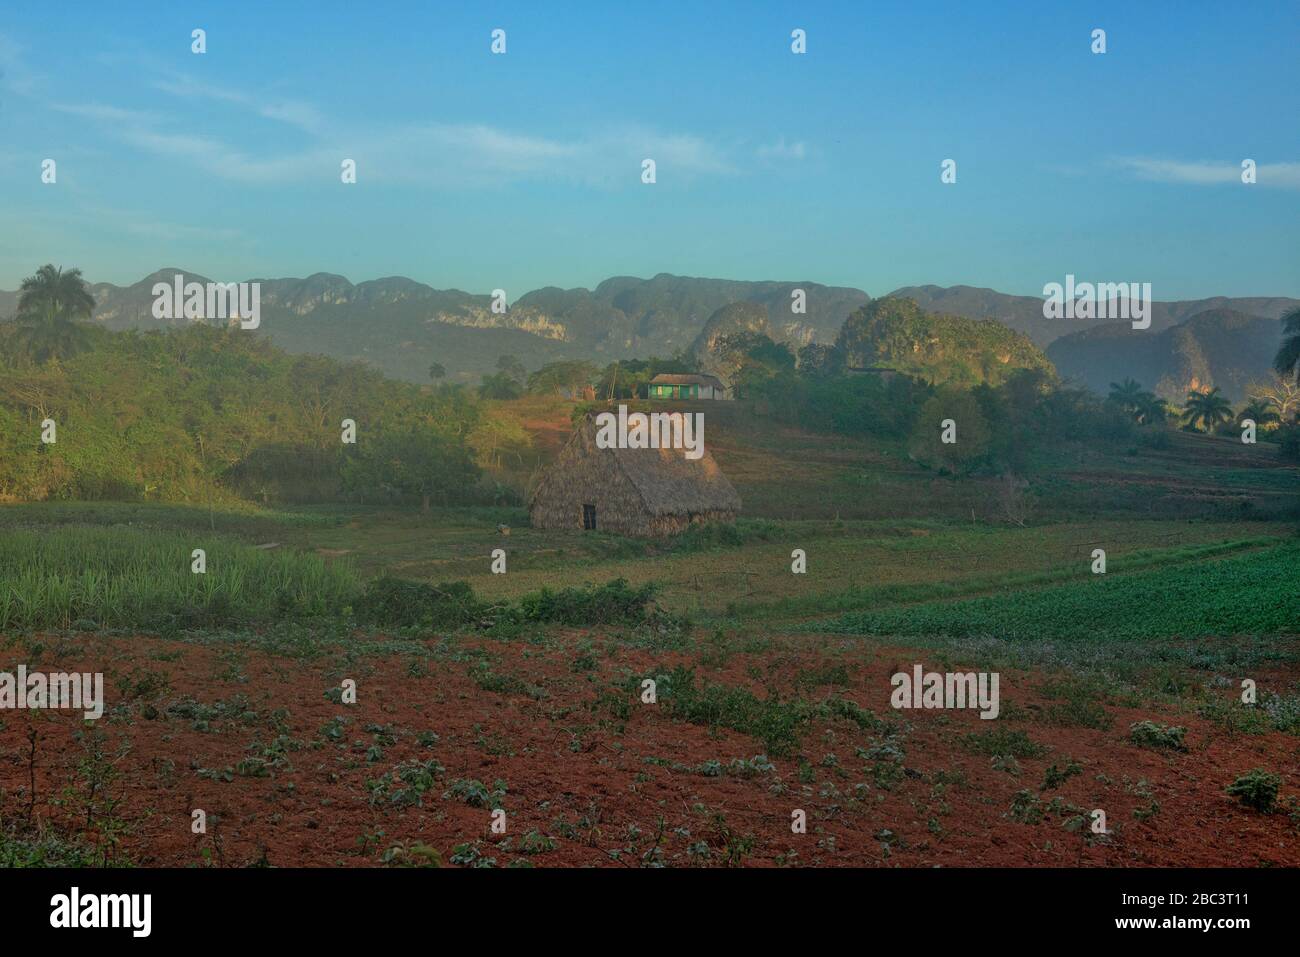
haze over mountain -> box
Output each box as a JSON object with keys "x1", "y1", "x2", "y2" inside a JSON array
[
  {"x1": 1, "y1": 270, "x2": 1293, "y2": 398},
  {"x1": 1047, "y1": 308, "x2": 1287, "y2": 402},
  {"x1": 888, "y1": 284, "x2": 1299, "y2": 348}
]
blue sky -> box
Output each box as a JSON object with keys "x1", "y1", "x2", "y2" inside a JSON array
[{"x1": 1, "y1": 0, "x2": 1296, "y2": 299}]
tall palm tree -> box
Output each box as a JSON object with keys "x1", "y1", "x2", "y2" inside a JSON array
[
  {"x1": 1237, "y1": 395, "x2": 1279, "y2": 434},
  {"x1": 9, "y1": 264, "x2": 96, "y2": 363},
  {"x1": 1108, "y1": 378, "x2": 1145, "y2": 413},
  {"x1": 1108, "y1": 379, "x2": 1167, "y2": 425},
  {"x1": 1276, "y1": 306, "x2": 1300, "y2": 384},
  {"x1": 1182, "y1": 387, "x2": 1233, "y2": 434},
  {"x1": 1135, "y1": 392, "x2": 1169, "y2": 426}
]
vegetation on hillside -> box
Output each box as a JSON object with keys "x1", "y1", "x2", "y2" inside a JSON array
[
  {"x1": 7, "y1": 264, "x2": 99, "y2": 364},
  {"x1": 0, "y1": 268, "x2": 489, "y2": 506},
  {"x1": 834, "y1": 297, "x2": 1055, "y2": 388}
]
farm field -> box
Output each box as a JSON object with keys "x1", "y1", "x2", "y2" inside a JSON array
[
  {"x1": 1, "y1": 417, "x2": 1297, "y2": 868},
  {"x1": 1, "y1": 619, "x2": 1297, "y2": 868},
  {"x1": 4, "y1": 3, "x2": 1298, "y2": 933}
]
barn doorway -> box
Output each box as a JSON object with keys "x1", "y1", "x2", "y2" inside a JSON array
[{"x1": 582, "y1": 504, "x2": 597, "y2": 530}]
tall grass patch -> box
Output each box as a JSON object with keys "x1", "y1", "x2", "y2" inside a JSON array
[{"x1": 0, "y1": 525, "x2": 358, "y2": 630}]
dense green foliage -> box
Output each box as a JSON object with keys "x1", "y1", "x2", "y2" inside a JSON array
[
  {"x1": 738, "y1": 355, "x2": 1133, "y2": 474},
  {"x1": 834, "y1": 297, "x2": 1054, "y2": 388},
  {"x1": 515, "y1": 578, "x2": 659, "y2": 626},
  {"x1": 0, "y1": 323, "x2": 484, "y2": 505},
  {"x1": 353, "y1": 576, "x2": 481, "y2": 629},
  {"x1": 354, "y1": 575, "x2": 662, "y2": 630},
  {"x1": 526, "y1": 360, "x2": 599, "y2": 396}
]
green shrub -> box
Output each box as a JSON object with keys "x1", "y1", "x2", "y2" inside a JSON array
[
  {"x1": 516, "y1": 578, "x2": 659, "y2": 626},
  {"x1": 962, "y1": 727, "x2": 1048, "y2": 759},
  {"x1": 1128, "y1": 720, "x2": 1188, "y2": 752},
  {"x1": 354, "y1": 576, "x2": 481, "y2": 629},
  {"x1": 1041, "y1": 759, "x2": 1083, "y2": 790},
  {"x1": 657, "y1": 666, "x2": 808, "y2": 757},
  {"x1": 1226, "y1": 768, "x2": 1281, "y2": 813},
  {"x1": 352, "y1": 576, "x2": 672, "y2": 632}
]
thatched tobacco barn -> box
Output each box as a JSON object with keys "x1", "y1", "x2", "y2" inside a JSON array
[{"x1": 529, "y1": 414, "x2": 741, "y2": 537}]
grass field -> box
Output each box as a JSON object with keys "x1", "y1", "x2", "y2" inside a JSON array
[
  {"x1": 1, "y1": 410, "x2": 1297, "y2": 868},
  {"x1": 0, "y1": 524, "x2": 358, "y2": 630}
]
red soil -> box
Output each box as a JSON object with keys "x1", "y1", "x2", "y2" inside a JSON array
[{"x1": 0, "y1": 630, "x2": 1296, "y2": 867}]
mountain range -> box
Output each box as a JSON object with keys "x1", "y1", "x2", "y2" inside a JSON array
[
  {"x1": 1047, "y1": 308, "x2": 1287, "y2": 402},
  {"x1": 1, "y1": 270, "x2": 1293, "y2": 400}
]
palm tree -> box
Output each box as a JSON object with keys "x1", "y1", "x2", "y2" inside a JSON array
[
  {"x1": 1239, "y1": 399, "x2": 1279, "y2": 429},
  {"x1": 1108, "y1": 378, "x2": 1145, "y2": 414},
  {"x1": 1108, "y1": 379, "x2": 1167, "y2": 425},
  {"x1": 1275, "y1": 306, "x2": 1300, "y2": 384},
  {"x1": 1182, "y1": 387, "x2": 1234, "y2": 434},
  {"x1": 1135, "y1": 392, "x2": 1169, "y2": 426},
  {"x1": 9, "y1": 264, "x2": 96, "y2": 363}
]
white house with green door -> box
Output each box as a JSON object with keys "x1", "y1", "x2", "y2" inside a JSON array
[{"x1": 648, "y1": 373, "x2": 728, "y2": 400}]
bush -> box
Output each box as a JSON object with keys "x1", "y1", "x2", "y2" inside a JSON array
[
  {"x1": 354, "y1": 577, "x2": 482, "y2": 629},
  {"x1": 1128, "y1": 720, "x2": 1188, "y2": 752},
  {"x1": 353, "y1": 575, "x2": 670, "y2": 631},
  {"x1": 516, "y1": 578, "x2": 659, "y2": 626},
  {"x1": 962, "y1": 727, "x2": 1049, "y2": 758},
  {"x1": 1226, "y1": 768, "x2": 1281, "y2": 813}
]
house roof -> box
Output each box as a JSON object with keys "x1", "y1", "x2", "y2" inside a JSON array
[
  {"x1": 531, "y1": 415, "x2": 741, "y2": 517},
  {"x1": 649, "y1": 373, "x2": 726, "y2": 389}
]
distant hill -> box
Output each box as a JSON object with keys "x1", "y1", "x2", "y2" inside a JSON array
[
  {"x1": 836, "y1": 297, "x2": 1054, "y2": 387},
  {"x1": 1047, "y1": 308, "x2": 1286, "y2": 402},
  {"x1": 2, "y1": 270, "x2": 1292, "y2": 386},
  {"x1": 889, "y1": 284, "x2": 1298, "y2": 348},
  {"x1": 0, "y1": 270, "x2": 870, "y2": 383}
]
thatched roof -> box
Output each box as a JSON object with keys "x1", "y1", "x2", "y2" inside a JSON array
[
  {"x1": 612, "y1": 443, "x2": 740, "y2": 515},
  {"x1": 649, "y1": 373, "x2": 726, "y2": 389},
  {"x1": 534, "y1": 414, "x2": 741, "y2": 517}
]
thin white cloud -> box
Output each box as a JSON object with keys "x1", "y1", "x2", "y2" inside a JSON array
[
  {"x1": 153, "y1": 74, "x2": 326, "y2": 134},
  {"x1": 55, "y1": 84, "x2": 737, "y2": 188},
  {"x1": 757, "y1": 137, "x2": 807, "y2": 161},
  {"x1": 0, "y1": 33, "x2": 40, "y2": 95},
  {"x1": 1113, "y1": 156, "x2": 1300, "y2": 189},
  {"x1": 352, "y1": 123, "x2": 734, "y2": 187},
  {"x1": 53, "y1": 102, "x2": 162, "y2": 124}
]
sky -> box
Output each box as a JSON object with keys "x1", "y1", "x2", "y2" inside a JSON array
[{"x1": 0, "y1": 0, "x2": 1296, "y2": 300}]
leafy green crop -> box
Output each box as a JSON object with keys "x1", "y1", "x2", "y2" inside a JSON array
[{"x1": 818, "y1": 543, "x2": 1300, "y2": 642}]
